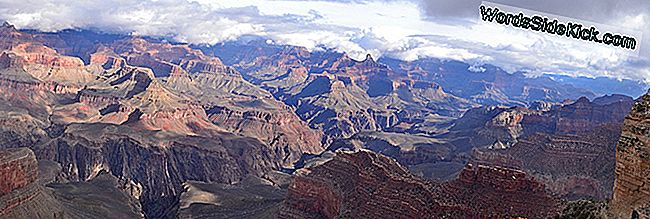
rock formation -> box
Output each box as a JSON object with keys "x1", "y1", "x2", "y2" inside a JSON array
[
  {"x1": 0, "y1": 26, "x2": 321, "y2": 218},
  {"x1": 327, "y1": 95, "x2": 633, "y2": 202},
  {"x1": 611, "y1": 91, "x2": 650, "y2": 218},
  {"x1": 280, "y1": 150, "x2": 560, "y2": 218},
  {"x1": 0, "y1": 22, "x2": 647, "y2": 219},
  {"x1": 92, "y1": 38, "x2": 324, "y2": 166},
  {"x1": 0, "y1": 147, "x2": 143, "y2": 218},
  {"x1": 452, "y1": 95, "x2": 633, "y2": 201},
  {"x1": 0, "y1": 148, "x2": 62, "y2": 218},
  {"x1": 201, "y1": 42, "x2": 475, "y2": 142}
]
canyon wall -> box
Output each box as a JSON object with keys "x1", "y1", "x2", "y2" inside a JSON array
[{"x1": 611, "y1": 92, "x2": 650, "y2": 218}]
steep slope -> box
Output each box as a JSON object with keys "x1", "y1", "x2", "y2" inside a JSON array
[{"x1": 611, "y1": 91, "x2": 650, "y2": 218}]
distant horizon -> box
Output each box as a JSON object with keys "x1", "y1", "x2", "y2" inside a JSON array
[
  {"x1": 4, "y1": 20, "x2": 648, "y2": 99},
  {"x1": 1, "y1": 0, "x2": 649, "y2": 83}
]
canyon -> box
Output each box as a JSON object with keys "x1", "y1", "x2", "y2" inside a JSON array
[{"x1": 0, "y1": 21, "x2": 648, "y2": 219}]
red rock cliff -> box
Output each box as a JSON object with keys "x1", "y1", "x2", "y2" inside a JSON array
[
  {"x1": 281, "y1": 150, "x2": 560, "y2": 218},
  {"x1": 611, "y1": 92, "x2": 650, "y2": 218}
]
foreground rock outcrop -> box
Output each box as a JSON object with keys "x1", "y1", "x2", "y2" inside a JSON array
[
  {"x1": 0, "y1": 147, "x2": 143, "y2": 219},
  {"x1": 611, "y1": 92, "x2": 650, "y2": 218},
  {"x1": 280, "y1": 150, "x2": 560, "y2": 218},
  {"x1": 0, "y1": 148, "x2": 64, "y2": 218}
]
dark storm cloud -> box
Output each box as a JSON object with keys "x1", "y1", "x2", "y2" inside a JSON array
[
  {"x1": 418, "y1": 0, "x2": 648, "y2": 22},
  {"x1": 418, "y1": 0, "x2": 650, "y2": 57}
]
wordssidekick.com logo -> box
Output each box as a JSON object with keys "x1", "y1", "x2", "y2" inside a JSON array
[{"x1": 479, "y1": 4, "x2": 638, "y2": 51}]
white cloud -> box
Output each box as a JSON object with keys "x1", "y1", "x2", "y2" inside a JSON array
[{"x1": 0, "y1": 0, "x2": 649, "y2": 82}]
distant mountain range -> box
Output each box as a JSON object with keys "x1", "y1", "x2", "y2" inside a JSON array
[{"x1": 203, "y1": 39, "x2": 649, "y2": 102}]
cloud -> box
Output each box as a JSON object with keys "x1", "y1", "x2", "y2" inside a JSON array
[
  {"x1": 0, "y1": 0, "x2": 264, "y2": 43},
  {"x1": 416, "y1": 0, "x2": 650, "y2": 57},
  {"x1": 0, "y1": 0, "x2": 649, "y2": 83}
]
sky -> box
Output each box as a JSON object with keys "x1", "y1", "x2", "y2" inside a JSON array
[{"x1": 0, "y1": 0, "x2": 649, "y2": 82}]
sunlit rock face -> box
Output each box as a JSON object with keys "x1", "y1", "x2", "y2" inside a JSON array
[{"x1": 0, "y1": 26, "x2": 323, "y2": 218}]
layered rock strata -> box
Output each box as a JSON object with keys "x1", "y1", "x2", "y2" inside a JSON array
[
  {"x1": 280, "y1": 150, "x2": 559, "y2": 219},
  {"x1": 611, "y1": 92, "x2": 650, "y2": 218}
]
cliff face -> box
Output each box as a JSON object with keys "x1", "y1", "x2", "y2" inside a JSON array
[
  {"x1": 438, "y1": 95, "x2": 633, "y2": 201},
  {"x1": 0, "y1": 148, "x2": 67, "y2": 218},
  {"x1": 41, "y1": 123, "x2": 278, "y2": 218},
  {"x1": 0, "y1": 117, "x2": 279, "y2": 218},
  {"x1": 0, "y1": 147, "x2": 145, "y2": 219},
  {"x1": 443, "y1": 162, "x2": 559, "y2": 218},
  {"x1": 0, "y1": 148, "x2": 38, "y2": 197},
  {"x1": 611, "y1": 92, "x2": 650, "y2": 218},
  {"x1": 206, "y1": 105, "x2": 324, "y2": 164},
  {"x1": 110, "y1": 38, "x2": 229, "y2": 77},
  {"x1": 509, "y1": 95, "x2": 633, "y2": 201},
  {"x1": 281, "y1": 150, "x2": 442, "y2": 219},
  {"x1": 521, "y1": 96, "x2": 633, "y2": 135},
  {"x1": 0, "y1": 148, "x2": 39, "y2": 208},
  {"x1": 281, "y1": 150, "x2": 560, "y2": 219}
]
